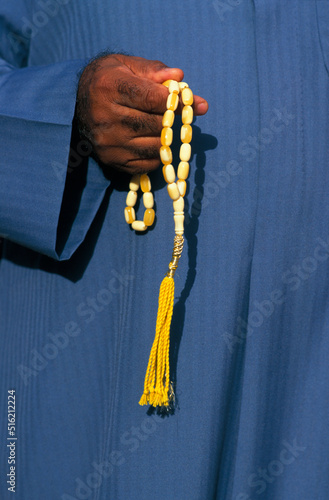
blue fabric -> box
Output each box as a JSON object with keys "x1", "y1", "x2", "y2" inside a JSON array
[{"x1": 0, "y1": 1, "x2": 329, "y2": 499}]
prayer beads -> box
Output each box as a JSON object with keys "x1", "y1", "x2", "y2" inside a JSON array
[
  {"x1": 124, "y1": 80, "x2": 193, "y2": 234},
  {"x1": 124, "y1": 173, "x2": 153, "y2": 232}
]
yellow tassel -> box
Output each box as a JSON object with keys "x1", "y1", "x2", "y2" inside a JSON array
[{"x1": 139, "y1": 235, "x2": 184, "y2": 408}]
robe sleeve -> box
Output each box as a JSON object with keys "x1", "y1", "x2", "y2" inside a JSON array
[{"x1": 0, "y1": 8, "x2": 111, "y2": 260}]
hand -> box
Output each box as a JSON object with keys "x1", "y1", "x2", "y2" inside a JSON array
[{"x1": 75, "y1": 54, "x2": 208, "y2": 174}]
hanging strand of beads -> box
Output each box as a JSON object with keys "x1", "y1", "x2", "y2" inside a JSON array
[{"x1": 124, "y1": 80, "x2": 193, "y2": 408}]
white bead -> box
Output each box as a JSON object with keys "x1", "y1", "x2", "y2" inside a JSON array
[
  {"x1": 173, "y1": 196, "x2": 184, "y2": 212},
  {"x1": 179, "y1": 143, "x2": 191, "y2": 162},
  {"x1": 182, "y1": 105, "x2": 193, "y2": 125},
  {"x1": 174, "y1": 214, "x2": 184, "y2": 235},
  {"x1": 168, "y1": 80, "x2": 180, "y2": 94},
  {"x1": 129, "y1": 174, "x2": 140, "y2": 192},
  {"x1": 124, "y1": 206, "x2": 136, "y2": 224},
  {"x1": 177, "y1": 179, "x2": 186, "y2": 197},
  {"x1": 143, "y1": 192, "x2": 154, "y2": 209},
  {"x1": 140, "y1": 173, "x2": 151, "y2": 193},
  {"x1": 177, "y1": 161, "x2": 189, "y2": 180},
  {"x1": 126, "y1": 190, "x2": 138, "y2": 207},
  {"x1": 166, "y1": 92, "x2": 179, "y2": 111},
  {"x1": 179, "y1": 82, "x2": 189, "y2": 90},
  {"x1": 131, "y1": 220, "x2": 147, "y2": 231},
  {"x1": 160, "y1": 146, "x2": 172, "y2": 165},
  {"x1": 167, "y1": 182, "x2": 180, "y2": 201},
  {"x1": 181, "y1": 87, "x2": 193, "y2": 105},
  {"x1": 162, "y1": 109, "x2": 175, "y2": 128},
  {"x1": 162, "y1": 164, "x2": 176, "y2": 184}
]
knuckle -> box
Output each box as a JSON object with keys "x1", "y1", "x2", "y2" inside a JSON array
[{"x1": 144, "y1": 87, "x2": 160, "y2": 113}]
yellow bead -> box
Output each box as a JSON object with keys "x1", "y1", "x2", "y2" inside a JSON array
[
  {"x1": 168, "y1": 80, "x2": 180, "y2": 94},
  {"x1": 166, "y1": 92, "x2": 179, "y2": 111},
  {"x1": 143, "y1": 192, "x2": 154, "y2": 209},
  {"x1": 177, "y1": 179, "x2": 186, "y2": 197},
  {"x1": 180, "y1": 124, "x2": 192, "y2": 144},
  {"x1": 129, "y1": 174, "x2": 140, "y2": 192},
  {"x1": 140, "y1": 173, "x2": 151, "y2": 193},
  {"x1": 182, "y1": 105, "x2": 193, "y2": 125},
  {"x1": 144, "y1": 208, "x2": 155, "y2": 227},
  {"x1": 177, "y1": 161, "x2": 189, "y2": 180},
  {"x1": 173, "y1": 196, "x2": 184, "y2": 212},
  {"x1": 131, "y1": 220, "x2": 147, "y2": 231},
  {"x1": 124, "y1": 206, "x2": 136, "y2": 224},
  {"x1": 167, "y1": 182, "x2": 180, "y2": 201},
  {"x1": 179, "y1": 143, "x2": 191, "y2": 162},
  {"x1": 174, "y1": 214, "x2": 184, "y2": 235},
  {"x1": 160, "y1": 146, "x2": 172, "y2": 165},
  {"x1": 162, "y1": 80, "x2": 171, "y2": 87},
  {"x1": 126, "y1": 190, "x2": 138, "y2": 207},
  {"x1": 179, "y1": 82, "x2": 189, "y2": 90},
  {"x1": 162, "y1": 164, "x2": 176, "y2": 184},
  {"x1": 161, "y1": 127, "x2": 173, "y2": 146},
  {"x1": 162, "y1": 110, "x2": 175, "y2": 128},
  {"x1": 182, "y1": 87, "x2": 193, "y2": 105}
]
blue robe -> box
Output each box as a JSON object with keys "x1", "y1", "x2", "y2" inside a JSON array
[{"x1": 1, "y1": 1, "x2": 329, "y2": 498}]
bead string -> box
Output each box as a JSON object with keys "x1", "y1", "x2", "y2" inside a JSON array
[
  {"x1": 124, "y1": 79, "x2": 193, "y2": 235},
  {"x1": 135, "y1": 80, "x2": 194, "y2": 408}
]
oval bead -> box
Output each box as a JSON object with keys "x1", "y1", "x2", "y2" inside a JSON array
[
  {"x1": 181, "y1": 87, "x2": 193, "y2": 105},
  {"x1": 126, "y1": 190, "x2": 138, "y2": 207},
  {"x1": 167, "y1": 182, "x2": 180, "y2": 201},
  {"x1": 179, "y1": 143, "x2": 191, "y2": 162},
  {"x1": 177, "y1": 179, "x2": 186, "y2": 197},
  {"x1": 161, "y1": 127, "x2": 173, "y2": 146},
  {"x1": 177, "y1": 161, "x2": 189, "y2": 180},
  {"x1": 181, "y1": 124, "x2": 192, "y2": 144},
  {"x1": 143, "y1": 192, "x2": 154, "y2": 209},
  {"x1": 173, "y1": 196, "x2": 184, "y2": 212},
  {"x1": 160, "y1": 146, "x2": 172, "y2": 165},
  {"x1": 124, "y1": 206, "x2": 136, "y2": 224},
  {"x1": 182, "y1": 105, "x2": 193, "y2": 125},
  {"x1": 131, "y1": 220, "x2": 147, "y2": 232},
  {"x1": 144, "y1": 208, "x2": 155, "y2": 227},
  {"x1": 168, "y1": 80, "x2": 180, "y2": 94},
  {"x1": 174, "y1": 214, "x2": 184, "y2": 235},
  {"x1": 166, "y1": 92, "x2": 179, "y2": 111},
  {"x1": 162, "y1": 80, "x2": 171, "y2": 87},
  {"x1": 129, "y1": 174, "x2": 140, "y2": 192},
  {"x1": 140, "y1": 173, "x2": 151, "y2": 193},
  {"x1": 162, "y1": 164, "x2": 176, "y2": 184},
  {"x1": 179, "y1": 82, "x2": 189, "y2": 90},
  {"x1": 162, "y1": 109, "x2": 175, "y2": 128}
]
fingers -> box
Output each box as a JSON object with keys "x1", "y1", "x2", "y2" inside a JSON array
[
  {"x1": 114, "y1": 74, "x2": 209, "y2": 118},
  {"x1": 76, "y1": 53, "x2": 209, "y2": 175},
  {"x1": 193, "y1": 95, "x2": 209, "y2": 115},
  {"x1": 114, "y1": 54, "x2": 184, "y2": 83},
  {"x1": 113, "y1": 74, "x2": 172, "y2": 114},
  {"x1": 96, "y1": 138, "x2": 162, "y2": 174}
]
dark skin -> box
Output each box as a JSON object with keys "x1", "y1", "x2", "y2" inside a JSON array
[{"x1": 76, "y1": 54, "x2": 209, "y2": 174}]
